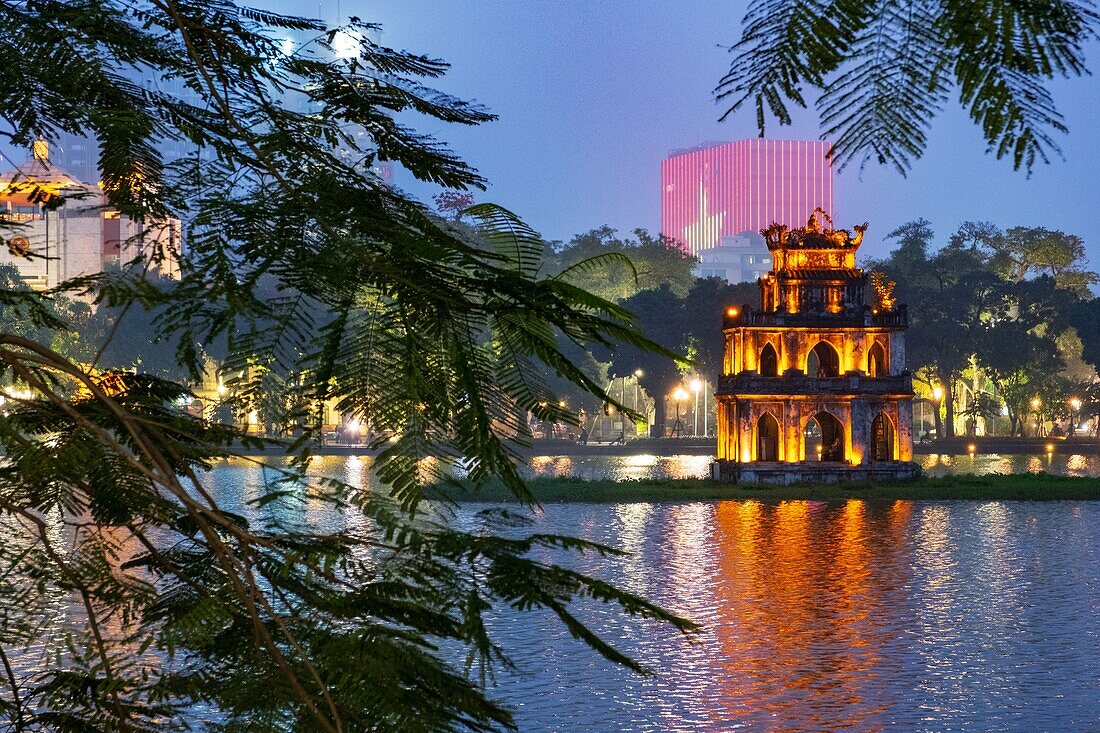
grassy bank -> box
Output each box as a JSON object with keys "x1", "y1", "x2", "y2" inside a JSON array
[{"x1": 440, "y1": 473, "x2": 1100, "y2": 503}]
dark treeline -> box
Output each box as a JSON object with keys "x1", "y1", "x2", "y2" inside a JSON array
[
  {"x1": 501, "y1": 222, "x2": 757, "y2": 434},
  {"x1": 51, "y1": 213, "x2": 1100, "y2": 442},
  {"x1": 518, "y1": 215, "x2": 1100, "y2": 441},
  {"x1": 869, "y1": 220, "x2": 1100, "y2": 438}
]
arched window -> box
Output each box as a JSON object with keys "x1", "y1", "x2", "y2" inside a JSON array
[
  {"x1": 806, "y1": 341, "x2": 840, "y2": 378},
  {"x1": 871, "y1": 412, "x2": 895, "y2": 461},
  {"x1": 805, "y1": 410, "x2": 845, "y2": 461},
  {"x1": 756, "y1": 413, "x2": 780, "y2": 461},
  {"x1": 759, "y1": 343, "x2": 779, "y2": 377},
  {"x1": 868, "y1": 342, "x2": 887, "y2": 377}
]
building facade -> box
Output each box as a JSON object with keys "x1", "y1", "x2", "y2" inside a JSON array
[
  {"x1": 1, "y1": 143, "x2": 180, "y2": 291},
  {"x1": 713, "y1": 210, "x2": 916, "y2": 484},
  {"x1": 662, "y1": 139, "x2": 833, "y2": 257},
  {"x1": 694, "y1": 233, "x2": 773, "y2": 283}
]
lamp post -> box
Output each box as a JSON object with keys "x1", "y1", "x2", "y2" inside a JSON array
[
  {"x1": 1031, "y1": 397, "x2": 1042, "y2": 437},
  {"x1": 672, "y1": 386, "x2": 688, "y2": 438},
  {"x1": 703, "y1": 378, "x2": 709, "y2": 437},
  {"x1": 1070, "y1": 397, "x2": 1082, "y2": 437},
  {"x1": 633, "y1": 368, "x2": 643, "y2": 437},
  {"x1": 932, "y1": 384, "x2": 943, "y2": 439},
  {"x1": 690, "y1": 378, "x2": 702, "y2": 437}
]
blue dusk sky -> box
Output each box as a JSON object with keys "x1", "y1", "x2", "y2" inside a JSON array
[{"x1": 321, "y1": 1, "x2": 1100, "y2": 264}]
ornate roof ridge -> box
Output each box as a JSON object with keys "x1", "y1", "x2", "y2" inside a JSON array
[{"x1": 761, "y1": 208, "x2": 868, "y2": 251}]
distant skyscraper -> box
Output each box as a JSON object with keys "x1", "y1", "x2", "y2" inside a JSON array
[{"x1": 661, "y1": 139, "x2": 833, "y2": 256}]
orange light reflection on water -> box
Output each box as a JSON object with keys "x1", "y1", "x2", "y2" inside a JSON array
[{"x1": 710, "y1": 499, "x2": 913, "y2": 731}]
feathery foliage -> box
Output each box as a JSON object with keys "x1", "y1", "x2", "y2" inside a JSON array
[
  {"x1": 0, "y1": 2, "x2": 694, "y2": 730},
  {"x1": 717, "y1": 0, "x2": 1100, "y2": 173}
]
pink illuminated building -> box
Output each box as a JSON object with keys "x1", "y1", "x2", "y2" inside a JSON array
[{"x1": 661, "y1": 139, "x2": 833, "y2": 256}]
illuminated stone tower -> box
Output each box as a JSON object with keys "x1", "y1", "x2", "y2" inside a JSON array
[{"x1": 713, "y1": 209, "x2": 917, "y2": 483}]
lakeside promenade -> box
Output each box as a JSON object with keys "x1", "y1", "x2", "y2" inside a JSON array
[{"x1": 233, "y1": 435, "x2": 1100, "y2": 457}]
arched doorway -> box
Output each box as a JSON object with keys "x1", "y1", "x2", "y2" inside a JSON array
[
  {"x1": 805, "y1": 410, "x2": 845, "y2": 461},
  {"x1": 759, "y1": 343, "x2": 779, "y2": 377},
  {"x1": 806, "y1": 341, "x2": 840, "y2": 377},
  {"x1": 871, "y1": 412, "x2": 895, "y2": 461},
  {"x1": 868, "y1": 341, "x2": 887, "y2": 377},
  {"x1": 756, "y1": 412, "x2": 780, "y2": 461}
]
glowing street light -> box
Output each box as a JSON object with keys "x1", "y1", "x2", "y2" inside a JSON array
[
  {"x1": 671, "y1": 386, "x2": 688, "y2": 437},
  {"x1": 1031, "y1": 397, "x2": 1044, "y2": 437},
  {"x1": 1069, "y1": 397, "x2": 1082, "y2": 412},
  {"x1": 690, "y1": 378, "x2": 702, "y2": 436},
  {"x1": 932, "y1": 385, "x2": 943, "y2": 402}
]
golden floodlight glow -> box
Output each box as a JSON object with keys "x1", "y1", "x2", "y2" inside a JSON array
[
  {"x1": 672, "y1": 387, "x2": 688, "y2": 402},
  {"x1": 1069, "y1": 397, "x2": 1082, "y2": 411},
  {"x1": 1031, "y1": 397, "x2": 1042, "y2": 410},
  {"x1": 932, "y1": 385, "x2": 943, "y2": 401},
  {"x1": 727, "y1": 307, "x2": 739, "y2": 317},
  {"x1": 967, "y1": 443, "x2": 976, "y2": 454},
  {"x1": 1046, "y1": 443, "x2": 1054, "y2": 453}
]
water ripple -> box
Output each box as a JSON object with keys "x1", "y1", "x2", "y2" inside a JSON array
[{"x1": 480, "y1": 500, "x2": 1100, "y2": 732}]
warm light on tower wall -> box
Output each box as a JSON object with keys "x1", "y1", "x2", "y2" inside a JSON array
[{"x1": 660, "y1": 139, "x2": 834, "y2": 257}]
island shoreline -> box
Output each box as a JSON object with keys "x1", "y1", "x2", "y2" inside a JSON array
[{"x1": 437, "y1": 473, "x2": 1100, "y2": 503}]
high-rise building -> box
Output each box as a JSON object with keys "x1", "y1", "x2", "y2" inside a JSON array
[
  {"x1": 1, "y1": 142, "x2": 180, "y2": 293},
  {"x1": 661, "y1": 139, "x2": 833, "y2": 257}
]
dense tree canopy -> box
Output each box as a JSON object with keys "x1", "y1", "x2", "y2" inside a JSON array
[
  {"x1": 870, "y1": 219, "x2": 1096, "y2": 437},
  {"x1": 553, "y1": 226, "x2": 696, "y2": 301},
  {"x1": 0, "y1": 3, "x2": 694, "y2": 730}
]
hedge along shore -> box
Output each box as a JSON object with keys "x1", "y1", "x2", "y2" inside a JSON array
[{"x1": 435, "y1": 473, "x2": 1100, "y2": 504}]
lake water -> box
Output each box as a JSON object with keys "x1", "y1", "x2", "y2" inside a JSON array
[
  {"x1": 482, "y1": 499, "x2": 1100, "y2": 732},
  {"x1": 220, "y1": 456, "x2": 1100, "y2": 731},
  {"x1": 6, "y1": 455, "x2": 1100, "y2": 731}
]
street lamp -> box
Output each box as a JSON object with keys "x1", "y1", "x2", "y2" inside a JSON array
[
  {"x1": 671, "y1": 386, "x2": 688, "y2": 437},
  {"x1": 690, "y1": 378, "x2": 702, "y2": 436},
  {"x1": 1070, "y1": 397, "x2": 1082, "y2": 436},
  {"x1": 931, "y1": 384, "x2": 943, "y2": 439},
  {"x1": 1031, "y1": 397, "x2": 1043, "y2": 436},
  {"x1": 633, "y1": 369, "x2": 643, "y2": 430}
]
